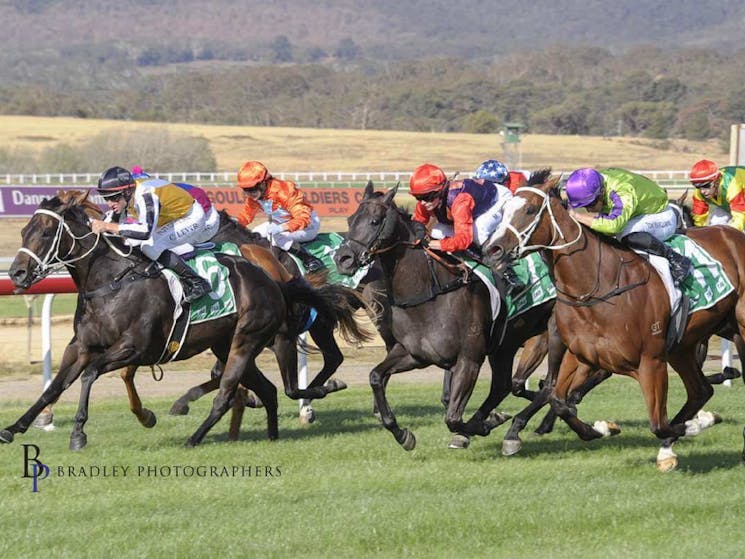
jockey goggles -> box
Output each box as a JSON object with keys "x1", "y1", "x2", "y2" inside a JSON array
[
  {"x1": 693, "y1": 180, "x2": 717, "y2": 190},
  {"x1": 413, "y1": 190, "x2": 442, "y2": 203}
]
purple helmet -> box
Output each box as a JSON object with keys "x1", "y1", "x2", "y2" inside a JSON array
[
  {"x1": 566, "y1": 168, "x2": 604, "y2": 208},
  {"x1": 474, "y1": 159, "x2": 509, "y2": 184}
]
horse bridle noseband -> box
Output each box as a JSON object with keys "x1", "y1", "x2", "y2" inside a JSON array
[{"x1": 341, "y1": 198, "x2": 402, "y2": 266}]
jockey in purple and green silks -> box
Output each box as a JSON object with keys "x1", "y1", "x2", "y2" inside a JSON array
[
  {"x1": 585, "y1": 168, "x2": 670, "y2": 236},
  {"x1": 566, "y1": 167, "x2": 692, "y2": 286}
]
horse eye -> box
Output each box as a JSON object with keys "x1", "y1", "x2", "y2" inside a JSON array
[
  {"x1": 526, "y1": 205, "x2": 539, "y2": 216},
  {"x1": 371, "y1": 219, "x2": 380, "y2": 226}
]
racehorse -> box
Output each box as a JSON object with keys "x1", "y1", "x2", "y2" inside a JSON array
[
  {"x1": 483, "y1": 169, "x2": 745, "y2": 471},
  {"x1": 334, "y1": 181, "x2": 561, "y2": 450},
  {"x1": 168, "y1": 210, "x2": 381, "y2": 428},
  {"x1": 2, "y1": 190, "x2": 363, "y2": 450}
]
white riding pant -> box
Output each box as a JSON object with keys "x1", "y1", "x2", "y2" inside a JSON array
[
  {"x1": 617, "y1": 205, "x2": 678, "y2": 242},
  {"x1": 133, "y1": 202, "x2": 211, "y2": 260},
  {"x1": 252, "y1": 211, "x2": 321, "y2": 251},
  {"x1": 707, "y1": 205, "x2": 732, "y2": 226},
  {"x1": 430, "y1": 208, "x2": 504, "y2": 247}
]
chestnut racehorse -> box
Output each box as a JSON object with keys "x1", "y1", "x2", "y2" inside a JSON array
[{"x1": 483, "y1": 169, "x2": 745, "y2": 471}]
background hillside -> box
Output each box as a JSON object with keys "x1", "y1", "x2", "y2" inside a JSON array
[{"x1": 0, "y1": 1, "x2": 743, "y2": 164}]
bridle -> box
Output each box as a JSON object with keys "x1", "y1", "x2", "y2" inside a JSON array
[
  {"x1": 500, "y1": 186, "x2": 584, "y2": 257},
  {"x1": 16, "y1": 207, "x2": 132, "y2": 283},
  {"x1": 341, "y1": 198, "x2": 403, "y2": 266}
]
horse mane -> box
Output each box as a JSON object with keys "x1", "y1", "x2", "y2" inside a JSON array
[
  {"x1": 56, "y1": 189, "x2": 104, "y2": 219},
  {"x1": 527, "y1": 168, "x2": 553, "y2": 187}
]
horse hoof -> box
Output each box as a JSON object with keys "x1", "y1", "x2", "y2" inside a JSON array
[
  {"x1": 32, "y1": 408, "x2": 54, "y2": 430},
  {"x1": 723, "y1": 366, "x2": 741, "y2": 380},
  {"x1": 245, "y1": 392, "x2": 264, "y2": 409},
  {"x1": 69, "y1": 433, "x2": 87, "y2": 451},
  {"x1": 502, "y1": 438, "x2": 522, "y2": 456},
  {"x1": 325, "y1": 378, "x2": 348, "y2": 393},
  {"x1": 0, "y1": 429, "x2": 14, "y2": 444},
  {"x1": 139, "y1": 409, "x2": 157, "y2": 429},
  {"x1": 656, "y1": 456, "x2": 678, "y2": 473},
  {"x1": 593, "y1": 420, "x2": 621, "y2": 437},
  {"x1": 299, "y1": 405, "x2": 316, "y2": 425},
  {"x1": 399, "y1": 429, "x2": 416, "y2": 451},
  {"x1": 169, "y1": 402, "x2": 189, "y2": 416},
  {"x1": 447, "y1": 434, "x2": 470, "y2": 449}
]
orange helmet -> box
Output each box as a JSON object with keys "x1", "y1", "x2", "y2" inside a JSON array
[
  {"x1": 409, "y1": 163, "x2": 447, "y2": 196},
  {"x1": 689, "y1": 159, "x2": 721, "y2": 187},
  {"x1": 237, "y1": 161, "x2": 270, "y2": 189}
]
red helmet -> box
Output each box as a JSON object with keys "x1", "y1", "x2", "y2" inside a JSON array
[
  {"x1": 409, "y1": 163, "x2": 447, "y2": 196},
  {"x1": 689, "y1": 159, "x2": 721, "y2": 187},
  {"x1": 237, "y1": 161, "x2": 270, "y2": 189}
]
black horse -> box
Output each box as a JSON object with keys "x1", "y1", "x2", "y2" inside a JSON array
[
  {"x1": 333, "y1": 181, "x2": 563, "y2": 450},
  {"x1": 168, "y1": 210, "x2": 383, "y2": 424},
  {"x1": 2, "y1": 190, "x2": 364, "y2": 449}
]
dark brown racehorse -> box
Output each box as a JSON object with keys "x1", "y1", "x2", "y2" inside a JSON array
[
  {"x1": 334, "y1": 182, "x2": 559, "y2": 450},
  {"x1": 2, "y1": 191, "x2": 359, "y2": 450},
  {"x1": 483, "y1": 169, "x2": 745, "y2": 471}
]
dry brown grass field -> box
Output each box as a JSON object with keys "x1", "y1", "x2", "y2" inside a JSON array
[{"x1": 0, "y1": 115, "x2": 726, "y2": 173}]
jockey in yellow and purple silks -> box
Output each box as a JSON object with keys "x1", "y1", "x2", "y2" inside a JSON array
[
  {"x1": 688, "y1": 159, "x2": 745, "y2": 231},
  {"x1": 566, "y1": 167, "x2": 692, "y2": 286},
  {"x1": 90, "y1": 166, "x2": 216, "y2": 303}
]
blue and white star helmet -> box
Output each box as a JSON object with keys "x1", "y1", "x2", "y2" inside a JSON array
[{"x1": 474, "y1": 159, "x2": 509, "y2": 184}]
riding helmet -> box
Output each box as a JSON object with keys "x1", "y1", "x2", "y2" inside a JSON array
[
  {"x1": 565, "y1": 168, "x2": 604, "y2": 209},
  {"x1": 689, "y1": 159, "x2": 721, "y2": 187},
  {"x1": 409, "y1": 163, "x2": 447, "y2": 195},
  {"x1": 237, "y1": 161, "x2": 270, "y2": 189},
  {"x1": 474, "y1": 159, "x2": 509, "y2": 184},
  {"x1": 97, "y1": 166, "x2": 135, "y2": 194}
]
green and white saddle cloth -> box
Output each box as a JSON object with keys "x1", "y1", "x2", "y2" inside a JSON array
[
  {"x1": 666, "y1": 235, "x2": 733, "y2": 315},
  {"x1": 464, "y1": 252, "x2": 556, "y2": 321},
  {"x1": 292, "y1": 232, "x2": 372, "y2": 288}
]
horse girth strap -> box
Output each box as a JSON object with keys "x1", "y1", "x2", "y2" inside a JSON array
[
  {"x1": 388, "y1": 246, "x2": 473, "y2": 308},
  {"x1": 82, "y1": 263, "x2": 161, "y2": 300},
  {"x1": 555, "y1": 250, "x2": 651, "y2": 307}
]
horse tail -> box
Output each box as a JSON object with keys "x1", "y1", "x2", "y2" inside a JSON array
[{"x1": 280, "y1": 278, "x2": 375, "y2": 345}]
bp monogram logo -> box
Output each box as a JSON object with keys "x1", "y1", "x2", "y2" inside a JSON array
[{"x1": 22, "y1": 443, "x2": 50, "y2": 493}]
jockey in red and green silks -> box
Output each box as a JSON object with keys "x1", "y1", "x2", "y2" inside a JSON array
[{"x1": 689, "y1": 160, "x2": 745, "y2": 231}]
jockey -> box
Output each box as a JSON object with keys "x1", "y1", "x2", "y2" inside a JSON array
[
  {"x1": 90, "y1": 166, "x2": 213, "y2": 303},
  {"x1": 409, "y1": 162, "x2": 524, "y2": 294},
  {"x1": 566, "y1": 167, "x2": 692, "y2": 286},
  {"x1": 474, "y1": 159, "x2": 527, "y2": 193},
  {"x1": 688, "y1": 159, "x2": 745, "y2": 230},
  {"x1": 234, "y1": 160, "x2": 324, "y2": 272},
  {"x1": 131, "y1": 166, "x2": 221, "y2": 240}
]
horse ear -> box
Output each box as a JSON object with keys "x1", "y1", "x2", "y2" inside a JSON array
[
  {"x1": 363, "y1": 180, "x2": 375, "y2": 199},
  {"x1": 383, "y1": 182, "x2": 400, "y2": 205},
  {"x1": 677, "y1": 189, "x2": 689, "y2": 204},
  {"x1": 547, "y1": 173, "x2": 562, "y2": 197}
]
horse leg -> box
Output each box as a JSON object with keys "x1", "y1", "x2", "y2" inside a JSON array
[
  {"x1": 534, "y1": 368, "x2": 613, "y2": 436},
  {"x1": 511, "y1": 333, "x2": 549, "y2": 401},
  {"x1": 169, "y1": 361, "x2": 223, "y2": 415},
  {"x1": 0, "y1": 341, "x2": 89, "y2": 444},
  {"x1": 441, "y1": 369, "x2": 452, "y2": 408},
  {"x1": 370, "y1": 343, "x2": 422, "y2": 450},
  {"x1": 452, "y1": 350, "x2": 515, "y2": 450},
  {"x1": 120, "y1": 366, "x2": 156, "y2": 428},
  {"x1": 667, "y1": 346, "x2": 716, "y2": 432},
  {"x1": 228, "y1": 388, "x2": 249, "y2": 441},
  {"x1": 548, "y1": 354, "x2": 611, "y2": 442}
]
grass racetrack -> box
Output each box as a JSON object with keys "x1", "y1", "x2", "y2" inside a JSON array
[{"x1": 1, "y1": 373, "x2": 745, "y2": 558}]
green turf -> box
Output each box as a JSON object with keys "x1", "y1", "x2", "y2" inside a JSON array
[{"x1": 0, "y1": 375, "x2": 744, "y2": 558}]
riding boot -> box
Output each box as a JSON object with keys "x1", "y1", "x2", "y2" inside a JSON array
[
  {"x1": 623, "y1": 231, "x2": 692, "y2": 287},
  {"x1": 157, "y1": 250, "x2": 211, "y2": 303},
  {"x1": 501, "y1": 263, "x2": 525, "y2": 296},
  {"x1": 288, "y1": 242, "x2": 325, "y2": 273}
]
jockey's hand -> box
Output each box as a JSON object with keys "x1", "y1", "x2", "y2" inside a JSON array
[
  {"x1": 91, "y1": 219, "x2": 115, "y2": 234},
  {"x1": 428, "y1": 240, "x2": 442, "y2": 250},
  {"x1": 265, "y1": 222, "x2": 284, "y2": 236}
]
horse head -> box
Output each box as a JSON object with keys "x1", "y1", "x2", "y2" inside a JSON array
[
  {"x1": 482, "y1": 168, "x2": 575, "y2": 266},
  {"x1": 335, "y1": 181, "x2": 403, "y2": 275},
  {"x1": 9, "y1": 190, "x2": 102, "y2": 291}
]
